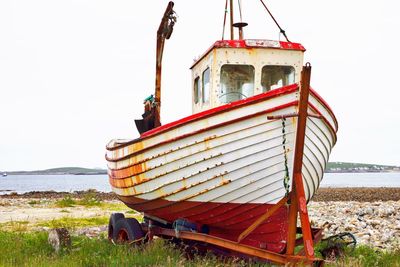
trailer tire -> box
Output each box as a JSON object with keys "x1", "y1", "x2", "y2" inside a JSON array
[
  {"x1": 113, "y1": 218, "x2": 144, "y2": 244},
  {"x1": 108, "y1": 213, "x2": 125, "y2": 240}
]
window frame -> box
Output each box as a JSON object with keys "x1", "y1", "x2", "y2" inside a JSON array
[
  {"x1": 219, "y1": 64, "x2": 255, "y2": 104},
  {"x1": 202, "y1": 67, "x2": 211, "y2": 104},
  {"x1": 193, "y1": 76, "x2": 201, "y2": 104},
  {"x1": 261, "y1": 65, "x2": 295, "y2": 92}
]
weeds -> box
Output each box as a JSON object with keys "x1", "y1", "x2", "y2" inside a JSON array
[
  {"x1": 36, "y1": 216, "x2": 109, "y2": 230},
  {"x1": 54, "y1": 193, "x2": 108, "y2": 208},
  {"x1": 0, "y1": 231, "x2": 238, "y2": 267},
  {"x1": 55, "y1": 196, "x2": 76, "y2": 208},
  {"x1": 335, "y1": 245, "x2": 400, "y2": 267},
  {"x1": 77, "y1": 192, "x2": 102, "y2": 207},
  {"x1": 28, "y1": 200, "x2": 41, "y2": 205},
  {"x1": 0, "y1": 230, "x2": 399, "y2": 266},
  {"x1": 0, "y1": 221, "x2": 30, "y2": 232}
]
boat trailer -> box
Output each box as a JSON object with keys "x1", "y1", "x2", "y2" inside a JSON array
[
  {"x1": 108, "y1": 210, "x2": 325, "y2": 266},
  {"x1": 108, "y1": 64, "x2": 332, "y2": 265}
]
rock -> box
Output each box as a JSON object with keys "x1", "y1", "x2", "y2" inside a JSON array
[
  {"x1": 308, "y1": 200, "x2": 400, "y2": 251},
  {"x1": 361, "y1": 234, "x2": 370, "y2": 240},
  {"x1": 48, "y1": 228, "x2": 71, "y2": 252}
]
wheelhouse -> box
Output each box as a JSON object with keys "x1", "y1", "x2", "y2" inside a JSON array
[{"x1": 191, "y1": 39, "x2": 306, "y2": 114}]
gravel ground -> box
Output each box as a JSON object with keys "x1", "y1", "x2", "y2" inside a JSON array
[
  {"x1": 313, "y1": 187, "x2": 400, "y2": 202},
  {"x1": 1, "y1": 188, "x2": 400, "y2": 251},
  {"x1": 2, "y1": 187, "x2": 400, "y2": 202}
]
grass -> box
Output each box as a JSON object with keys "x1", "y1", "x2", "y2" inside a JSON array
[
  {"x1": 0, "y1": 221, "x2": 30, "y2": 232},
  {"x1": 28, "y1": 200, "x2": 41, "y2": 205},
  {"x1": 76, "y1": 192, "x2": 102, "y2": 207},
  {"x1": 54, "y1": 193, "x2": 102, "y2": 208},
  {"x1": 326, "y1": 246, "x2": 400, "y2": 266},
  {"x1": 0, "y1": 217, "x2": 110, "y2": 232},
  {"x1": 54, "y1": 193, "x2": 128, "y2": 210},
  {"x1": 55, "y1": 196, "x2": 77, "y2": 208},
  {"x1": 0, "y1": 231, "x2": 249, "y2": 267},
  {"x1": 0, "y1": 230, "x2": 399, "y2": 266},
  {"x1": 36, "y1": 216, "x2": 110, "y2": 230}
]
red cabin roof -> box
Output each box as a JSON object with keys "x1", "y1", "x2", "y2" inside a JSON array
[{"x1": 191, "y1": 39, "x2": 306, "y2": 69}]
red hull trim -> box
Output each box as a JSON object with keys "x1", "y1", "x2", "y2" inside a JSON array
[
  {"x1": 107, "y1": 99, "x2": 298, "y2": 167},
  {"x1": 141, "y1": 84, "x2": 297, "y2": 138},
  {"x1": 119, "y1": 195, "x2": 288, "y2": 253},
  {"x1": 190, "y1": 40, "x2": 306, "y2": 69},
  {"x1": 107, "y1": 84, "x2": 299, "y2": 151}
]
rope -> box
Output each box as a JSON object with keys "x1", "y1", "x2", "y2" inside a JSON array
[
  {"x1": 238, "y1": 0, "x2": 243, "y2": 22},
  {"x1": 282, "y1": 118, "x2": 290, "y2": 196},
  {"x1": 222, "y1": 0, "x2": 229, "y2": 40},
  {"x1": 258, "y1": 0, "x2": 291, "y2": 42}
]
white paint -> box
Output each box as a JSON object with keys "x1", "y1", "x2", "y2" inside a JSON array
[{"x1": 108, "y1": 89, "x2": 336, "y2": 204}]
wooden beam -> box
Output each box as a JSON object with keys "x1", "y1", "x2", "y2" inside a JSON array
[
  {"x1": 237, "y1": 195, "x2": 289, "y2": 243},
  {"x1": 286, "y1": 63, "x2": 314, "y2": 258}
]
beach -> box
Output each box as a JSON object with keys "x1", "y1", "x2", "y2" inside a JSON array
[{"x1": 1, "y1": 188, "x2": 399, "y2": 251}]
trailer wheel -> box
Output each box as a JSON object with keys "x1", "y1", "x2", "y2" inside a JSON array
[
  {"x1": 108, "y1": 213, "x2": 125, "y2": 240},
  {"x1": 113, "y1": 218, "x2": 144, "y2": 244}
]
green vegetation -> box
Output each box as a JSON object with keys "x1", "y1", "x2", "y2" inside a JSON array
[
  {"x1": 0, "y1": 231, "x2": 247, "y2": 267},
  {"x1": 0, "y1": 217, "x2": 110, "y2": 232},
  {"x1": 326, "y1": 162, "x2": 400, "y2": 173},
  {"x1": 54, "y1": 194, "x2": 128, "y2": 210},
  {"x1": 54, "y1": 192, "x2": 102, "y2": 208},
  {"x1": 5, "y1": 162, "x2": 400, "y2": 175},
  {"x1": 55, "y1": 196, "x2": 77, "y2": 208},
  {"x1": 329, "y1": 245, "x2": 400, "y2": 267},
  {"x1": 76, "y1": 191, "x2": 102, "y2": 207},
  {"x1": 8, "y1": 167, "x2": 107, "y2": 175},
  {"x1": 0, "y1": 221, "x2": 30, "y2": 232},
  {"x1": 36, "y1": 216, "x2": 110, "y2": 230},
  {"x1": 1, "y1": 225, "x2": 394, "y2": 267},
  {"x1": 0, "y1": 230, "x2": 399, "y2": 266},
  {"x1": 28, "y1": 200, "x2": 41, "y2": 205}
]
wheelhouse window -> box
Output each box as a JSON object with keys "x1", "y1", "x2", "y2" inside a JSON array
[
  {"x1": 202, "y1": 68, "x2": 210, "y2": 103},
  {"x1": 261, "y1": 65, "x2": 295, "y2": 92},
  {"x1": 220, "y1": 64, "x2": 255, "y2": 104},
  {"x1": 193, "y1": 76, "x2": 200, "y2": 104}
]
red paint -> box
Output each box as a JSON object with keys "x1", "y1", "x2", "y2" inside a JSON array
[
  {"x1": 213, "y1": 40, "x2": 305, "y2": 51},
  {"x1": 119, "y1": 195, "x2": 288, "y2": 253},
  {"x1": 107, "y1": 85, "x2": 338, "y2": 154},
  {"x1": 299, "y1": 196, "x2": 307, "y2": 214},
  {"x1": 309, "y1": 88, "x2": 338, "y2": 131},
  {"x1": 108, "y1": 100, "x2": 299, "y2": 170},
  {"x1": 191, "y1": 40, "x2": 306, "y2": 69},
  {"x1": 107, "y1": 90, "x2": 337, "y2": 177},
  {"x1": 308, "y1": 102, "x2": 338, "y2": 143},
  {"x1": 141, "y1": 84, "x2": 298, "y2": 138}
]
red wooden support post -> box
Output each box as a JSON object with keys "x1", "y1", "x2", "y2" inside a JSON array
[{"x1": 286, "y1": 63, "x2": 314, "y2": 258}]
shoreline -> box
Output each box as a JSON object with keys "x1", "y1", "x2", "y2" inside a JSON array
[
  {"x1": 1, "y1": 188, "x2": 399, "y2": 251},
  {"x1": 1, "y1": 187, "x2": 400, "y2": 202}
]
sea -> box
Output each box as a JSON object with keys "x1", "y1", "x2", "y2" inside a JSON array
[{"x1": 0, "y1": 172, "x2": 399, "y2": 195}]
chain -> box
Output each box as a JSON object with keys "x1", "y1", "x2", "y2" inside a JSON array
[{"x1": 282, "y1": 118, "x2": 290, "y2": 196}]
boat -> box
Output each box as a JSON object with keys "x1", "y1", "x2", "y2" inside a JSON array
[
  {"x1": 2, "y1": 172, "x2": 7, "y2": 177},
  {"x1": 106, "y1": 1, "x2": 337, "y2": 264}
]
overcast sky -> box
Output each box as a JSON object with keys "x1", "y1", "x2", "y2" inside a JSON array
[{"x1": 1, "y1": 0, "x2": 399, "y2": 171}]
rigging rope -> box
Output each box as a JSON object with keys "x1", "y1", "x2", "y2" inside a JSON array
[
  {"x1": 282, "y1": 118, "x2": 290, "y2": 196},
  {"x1": 238, "y1": 0, "x2": 243, "y2": 22},
  {"x1": 258, "y1": 0, "x2": 291, "y2": 42},
  {"x1": 222, "y1": 0, "x2": 229, "y2": 40}
]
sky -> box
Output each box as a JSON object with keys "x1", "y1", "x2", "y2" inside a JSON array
[{"x1": 0, "y1": 0, "x2": 399, "y2": 171}]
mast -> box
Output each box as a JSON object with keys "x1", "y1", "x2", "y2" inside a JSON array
[
  {"x1": 154, "y1": 1, "x2": 176, "y2": 127},
  {"x1": 229, "y1": 0, "x2": 234, "y2": 40},
  {"x1": 135, "y1": 2, "x2": 176, "y2": 134}
]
